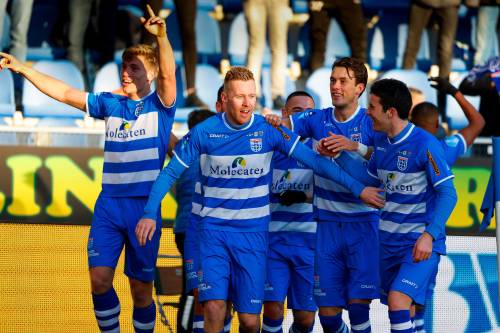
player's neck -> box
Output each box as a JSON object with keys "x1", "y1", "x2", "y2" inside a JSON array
[
  {"x1": 128, "y1": 87, "x2": 152, "y2": 101},
  {"x1": 388, "y1": 119, "x2": 409, "y2": 139},
  {"x1": 333, "y1": 102, "x2": 358, "y2": 122}
]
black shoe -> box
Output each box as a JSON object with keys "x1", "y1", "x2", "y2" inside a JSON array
[
  {"x1": 272, "y1": 96, "x2": 285, "y2": 110},
  {"x1": 184, "y1": 93, "x2": 209, "y2": 108}
]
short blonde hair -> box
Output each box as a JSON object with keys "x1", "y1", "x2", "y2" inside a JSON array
[
  {"x1": 122, "y1": 44, "x2": 158, "y2": 70},
  {"x1": 224, "y1": 66, "x2": 254, "y2": 89}
]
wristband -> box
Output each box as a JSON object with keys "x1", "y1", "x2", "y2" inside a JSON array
[{"x1": 357, "y1": 143, "x2": 368, "y2": 156}]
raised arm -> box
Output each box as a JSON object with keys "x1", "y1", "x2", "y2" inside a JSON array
[
  {"x1": 141, "y1": 5, "x2": 176, "y2": 106},
  {"x1": 429, "y1": 77, "x2": 485, "y2": 145},
  {"x1": 0, "y1": 52, "x2": 87, "y2": 111}
]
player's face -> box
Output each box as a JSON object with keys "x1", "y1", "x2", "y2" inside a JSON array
[
  {"x1": 330, "y1": 67, "x2": 364, "y2": 108},
  {"x1": 222, "y1": 80, "x2": 257, "y2": 125},
  {"x1": 121, "y1": 55, "x2": 155, "y2": 97},
  {"x1": 282, "y1": 95, "x2": 315, "y2": 117},
  {"x1": 367, "y1": 94, "x2": 391, "y2": 133}
]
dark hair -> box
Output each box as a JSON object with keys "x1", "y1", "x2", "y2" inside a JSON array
[
  {"x1": 285, "y1": 90, "x2": 314, "y2": 104},
  {"x1": 187, "y1": 109, "x2": 216, "y2": 129},
  {"x1": 411, "y1": 102, "x2": 439, "y2": 123},
  {"x1": 332, "y1": 57, "x2": 368, "y2": 88},
  {"x1": 370, "y1": 78, "x2": 412, "y2": 120},
  {"x1": 216, "y1": 85, "x2": 224, "y2": 104}
]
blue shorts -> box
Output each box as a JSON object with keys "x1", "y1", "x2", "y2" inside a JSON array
[
  {"x1": 184, "y1": 218, "x2": 200, "y2": 293},
  {"x1": 314, "y1": 221, "x2": 380, "y2": 307},
  {"x1": 88, "y1": 194, "x2": 161, "y2": 282},
  {"x1": 380, "y1": 245, "x2": 440, "y2": 305},
  {"x1": 198, "y1": 229, "x2": 268, "y2": 314},
  {"x1": 264, "y1": 241, "x2": 317, "y2": 311}
]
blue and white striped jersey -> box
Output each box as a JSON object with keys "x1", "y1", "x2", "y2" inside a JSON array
[
  {"x1": 290, "y1": 106, "x2": 379, "y2": 223},
  {"x1": 87, "y1": 91, "x2": 175, "y2": 197},
  {"x1": 173, "y1": 112, "x2": 300, "y2": 232},
  {"x1": 367, "y1": 123, "x2": 454, "y2": 254},
  {"x1": 441, "y1": 133, "x2": 467, "y2": 166},
  {"x1": 269, "y1": 138, "x2": 315, "y2": 247}
]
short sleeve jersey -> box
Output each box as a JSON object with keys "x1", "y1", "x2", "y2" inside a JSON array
[
  {"x1": 173, "y1": 113, "x2": 300, "y2": 232},
  {"x1": 291, "y1": 106, "x2": 379, "y2": 223},
  {"x1": 87, "y1": 91, "x2": 176, "y2": 197},
  {"x1": 367, "y1": 124, "x2": 454, "y2": 254}
]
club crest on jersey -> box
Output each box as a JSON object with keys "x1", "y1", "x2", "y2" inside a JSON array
[
  {"x1": 350, "y1": 133, "x2": 361, "y2": 143},
  {"x1": 250, "y1": 138, "x2": 262, "y2": 152},
  {"x1": 134, "y1": 101, "x2": 144, "y2": 117},
  {"x1": 397, "y1": 156, "x2": 408, "y2": 171}
]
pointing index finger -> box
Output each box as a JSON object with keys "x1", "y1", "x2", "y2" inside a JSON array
[{"x1": 146, "y1": 4, "x2": 156, "y2": 18}]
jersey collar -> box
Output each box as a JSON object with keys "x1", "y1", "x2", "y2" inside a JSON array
[
  {"x1": 222, "y1": 112, "x2": 254, "y2": 131},
  {"x1": 332, "y1": 105, "x2": 361, "y2": 123},
  {"x1": 387, "y1": 123, "x2": 415, "y2": 145}
]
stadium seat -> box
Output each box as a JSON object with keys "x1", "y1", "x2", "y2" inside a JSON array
[
  {"x1": 165, "y1": 11, "x2": 184, "y2": 64},
  {"x1": 93, "y1": 62, "x2": 121, "y2": 93},
  {"x1": 305, "y1": 67, "x2": 367, "y2": 109},
  {"x1": 1, "y1": 14, "x2": 10, "y2": 51},
  {"x1": 196, "y1": 10, "x2": 222, "y2": 65},
  {"x1": 0, "y1": 70, "x2": 15, "y2": 118},
  {"x1": 198, "y1": 0, "x2": 217, "y2": 11},
  {"x1": 290, "y1": 0, "x2": 308, "y2": 14},
  {"x1": 324, "y1": 19, "x2": 351, "y2": 65},
  {"x1": 194, "y1": 64, "x2": 223, "y2": 108},
  {"x1": 379, "y1": 69, "x2": 437, "y2": 105},
  {"x1": 23, "y1": 60, "x2": 85, "y2": 120},
  {"x1": 446, "y1": 72, "x2": 480, "y2": 130},
  {"x1": 261, "y1": 67, "x2": 296, "y2": 109}
]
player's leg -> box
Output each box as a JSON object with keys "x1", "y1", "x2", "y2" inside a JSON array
[
  {"x1": 387, "y1": 250, "x2": 440, "y2": 333},
  {"x1": 263, "y1": 242, "x2": 291, "y2": 333},
  {"x1": 184, "y1": 222, "x2": 202, "y2": 332},
  {"x1": 345, "y1": 221, "x2": 380, "y2": 333},
  {"x1": 88, "y1": 195, "x2": 125, "y2": 333},
  {"x1": 124, "y1": 197, "x2": 163, "y2": 333},
  {"x1": 229, "y1": 231, "x2": 268, "y2": 332},
  {"x1": 288, "y1": 243, "x2": 316, "y2": 333},
  {"x1": 413, "y1": 256, "x2": 439, "y2": 333},
  {"x1": 314, "y1": 222, "x2": 348, "y2": 333},
  {"x1": 198, "y1": 229, "x2": 231, "y2": 332}
]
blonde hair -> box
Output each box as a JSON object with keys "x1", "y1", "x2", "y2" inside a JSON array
[
  {"x1": 224, "y1": 66, "x2": 254, "y2": 89},
  {"x1": 122, "y1": 44, "x2": 158, "y2": 70}
]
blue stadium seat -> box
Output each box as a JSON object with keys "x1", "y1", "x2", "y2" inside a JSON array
[
  {"x1": 165, "y1": 11, "x2": 184, "y2": 64},
  {"x1": 290, "y1": 0, "x2": 308, "y2": 14},
  {"x1": 379, "y1": 69, "x2": 437, "y2": 105},
  {"x1": 228, "y1": 13, "x2": 271, "y2": 66},
  {"x1": 23, "y1": 60, "x2": 85, "y2": 120},
  {"x1": 93, "y1": 62, "x2": 121, "y2": 93},
  {"x1": 305, "y1": 67, "x2": 367, "y2": 109},
  {"x1": 261, "y1": 67, "x2": 296, "y2": 109},
  {"x1": 324, "y1": 19, "x2": 351, "y2": 65},
  {"x1": 196, "y1": 10, "x2": 222, "y2": 65},
  {"x1": 368, "y1": 13, "x2": 406, "y2": 71},
  {"x1": 194, "y1": 64, "x2": 223, "y2": 108},
  {"x1": 0, "y1": 70, "x2": 15, "y2": 118},
  {"x1": 447, "y1": 73, "x2": 480, "y2": 130},
  {"x1": 198, "y1": 0, "x2": 217, "y2": 11},
  {"x1": 1, "y1": 14, "x2": 10, "y2": 51}
]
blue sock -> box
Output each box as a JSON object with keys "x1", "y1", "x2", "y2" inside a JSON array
[
  {"x1": 133, "y1": 302, "x2": 156, "y2": 333},
  {"x1": 262, "y1": 316, "x2": 283, "y2": 333},
  {"x1": 289, "y1": 320, "x2": 314, "y2": 333},
  {"x1": 319, "y1": 314, "x2": 348, "y2": 333},
  {"x1": 348, "y1": 303, "x2": 371, "y2": 333},
  {"x1": 414, "y1": 308, "x2": 426, "y2": 333},
  {"x1": 193, "y1": 314, "x2": 204, "y2": 333},
  {"x1": 221, "y1": 315, "x2": 232, "y2": 332},
  {"x1": 92, "y1": 288, "x2": 120, "y2": 333},
  {"x1": 389, "y1": 310, "x2": 413, "y2": 333}
]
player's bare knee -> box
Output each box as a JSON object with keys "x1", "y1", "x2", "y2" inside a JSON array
[
  {"x1": 89, "y1": 267, "x2": 114, "y2": 294},
  {"x1": 388, "y1": 291, "x2": 412, "y2": 311},
  {"x1": 293, "y1": 310, "x2": 315, "y2": 328},
  {"x1": 238, "y1": 314, "x2": 260, "y2": 333},
  {"x1": 318, "y1": 306, "x2": 343, "y2": 316},
  {"x1": 129, "y1": 279, "x2": 153, "y2": 307},
  {"x1": 264, "y1": 301, "x2": 284, "y2": 320},
  {"x1": 204, "y1": 300, "x2": 226, "y2": 317}
]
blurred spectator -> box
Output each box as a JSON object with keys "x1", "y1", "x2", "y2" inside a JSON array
[
  {"x1": 0, "y1": 0, "x2": 33, "y2": 62},
  {"x1": 143, "y1": 0, "x2": 208, "y2": 107},
  {"x1": 403, "y1": 0, "x2": 459, "y2": 79},
  {"x1": 0, "y1": 0, "x2": 33, "y2": 108},
  {"x1": 409, "y1": 86, "x2": 426, "y2": 113},
  {"x1": 459, "y1": 56, "x2": 500, "y2": 136},
  {"x1": 244, "y1": 0, "x2": 292, "y2": 109},
  {"x1": 308, "y1": 0, "x2": 367, "y2": 72},
  {"x1": 67, "y1": 0, "x2": 117, "y2": 75},
  {"x1": 473, "y1": 0, "x2": 499, "y2": 66}
]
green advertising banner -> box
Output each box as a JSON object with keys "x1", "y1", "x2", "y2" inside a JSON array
[{"x1": 0, "y1": 146, "x2": 495, "y2": 235}]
